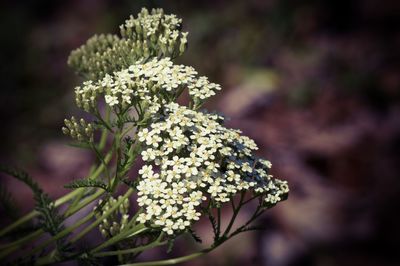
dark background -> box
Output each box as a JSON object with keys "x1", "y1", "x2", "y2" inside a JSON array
[{"x1": 1, "y1": 0, "x2": 400, "y2": 265}]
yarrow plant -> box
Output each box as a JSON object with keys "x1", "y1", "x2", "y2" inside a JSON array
[{"x1": 0, "y1": 8, "x2": 288, "y2": 265}]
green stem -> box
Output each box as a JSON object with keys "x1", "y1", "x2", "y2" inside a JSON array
[
  {"x1": 120, "y1": 249, "x2": 211, "y2": 266},
  {"x1": 110, "y1": 130, "x2": 122, "y2": 192},
  {"x1": 66, "y1": 116, "x2": 110, "y2": 215},
  {"x1": 0, "y1": 152, "x2": 112, "y2": 238},
  {"x1": 100, "y1": 107, "x2": 111, "y2": 149},
  {"x1": 229, "y1": 207, "x2": 265, "y2": 239},
  {"x1": 94, "y1": 240, "x2": 167, "y2": 258},
  {"x1": 38, "y1": 224, "x2": 149, "y2": 265},
  {"x1": 2, "y1": 189, "x2": 105, "y2": 260},
  {"x1": 216, "y1": 207, "x2": 221, "y2": 239},
  {"x1": 65, "y1": 152, "x2": 112, "y2": 217},
  {"x1": 0, "y1": 245, "x2": 18, "y2": 258},
  {"x1": 35, "y1": 189, "x2": 135, "y2": 265},
  {"x1": 29, "y1": 211, "x2": 95, "y2": 261},
  {"x1": 242, "y1": 195, "x2": 259, "y2": 205},
  {"x1": 125, "y1": 209, "x2": 143, "y2": 229},
  {"x1": 95, "y1": 109, "x2": 113, "y2": 132},
  {"x1": 70, "y1": 188, "x2": 134, "y2": 244},
  {"x1": 91, "y1": 224, "x2": 147, "y2": 253},
  {"x1": 65, "y1": 188, "x2": 105, "y2": 217},
  {"x1": 0, "y1": 190, "x2": 77, "y2": 238},
  {"x1": 223, "y1": 192, "x2": 245, "y2": 237},
  {"x1": 122, "y1": 204, "x2": 266, "y2": 266},
  {"x1": 64, "y1": 189, "x2": 86, "y2": 217},
  {"x1": 91, "y1": 143, "x2": 112, "y2": 184},
  {"x1": 0, "y1": 229, "x2": 42, "y2": 250}
]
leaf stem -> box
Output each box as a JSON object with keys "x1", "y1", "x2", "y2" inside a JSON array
[
  {"x1": 94, "y1": 240, "x2": 167, "y2": 258},
  {"x1": 216, "y1": 207, "x2": 221, "y2": 239},
  {"x1": 28, "y1": 210, "x2": 95, "y2": 261},
  {"x1": 223, "y1": 191, "x2": 245, "y2": 237},
  {"x1": 91, "y1": 224, "x2": 147, "y2": 253},
  {"x1": 119, "y1": 249, "x2": 211, "y2": 266},
  {"x1": 0, "y1": 191, "x2": 103, "y2": 260},
  {"x1": 0, "y1": 151, "x2": 113, "y2": 239},
  {"x1": 69, "y1": 188, "x2": 134, "y2": 244}
]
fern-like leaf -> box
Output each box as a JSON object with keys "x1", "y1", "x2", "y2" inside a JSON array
[
  {"x1": 121, "y1": 178, "x2": 138, "y2": 189},
  {"x1": 188, "y1": 229, "x2": 202, "y2": 243},
  {"x1": 208, "y1": 214, "x2": 218, "y2": 241},
  {"x1": 0, "y1": 165, "x2": 69, "y2": 257},
  {"x1": 240, "y1": 225, "x2": 264, "y2": 233},
  {"x1": 0, "y1": 165, "x2": 42, "y2": 195},
  {"x1": 65, "y1": 179, "x2": 109, "y2": 191}
]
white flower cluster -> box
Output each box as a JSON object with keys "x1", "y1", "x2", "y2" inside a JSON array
[
  {"x1": 120, "y1": 8, "x2": 188, "y2": 58},
  {"x1": 74, "y1": 57, "x2": 221, "y2": 113},
  {"x1": 135, "y1": 103, "x2": 289, "y2": 235}
]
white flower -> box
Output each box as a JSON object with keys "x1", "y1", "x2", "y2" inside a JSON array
[
  {"x1": 104, "y1": 95, "x2": 119, "y2": 106},
  {"x1": 74, "y1": 56, "x2": 223, "y2": 113},
  {"x1": 139, "y1": 165, "x2": 153, "y2": 178},
  {"x1": 135, "y1": 103, "x2": 288, "y2": 235},
  {"x1": 242, "y1": 162, "x2": 253, "y2": 173},
  {"x1": 141, "y1": 149, "x2": 157, "y2": 161}
]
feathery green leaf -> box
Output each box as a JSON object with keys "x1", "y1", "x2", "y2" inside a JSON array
[{"x1": 65, "y1": 179, "x2": 109, "y2": 191}]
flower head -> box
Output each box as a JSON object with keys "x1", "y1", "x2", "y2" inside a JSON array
[{"x1": 135, "y1": 103, "x2": 289, "y2": 235}]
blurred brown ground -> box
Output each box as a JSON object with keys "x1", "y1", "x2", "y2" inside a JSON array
[{"x1": 0, "y1": 0, "x2": 399, "y2": 265}]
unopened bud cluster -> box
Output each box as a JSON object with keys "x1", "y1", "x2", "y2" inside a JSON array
[
  {"x1": 68, "y1": 34, "x2": 126, "y2": 80},
  {"x1": 62, "y1": 117, "x2": 94, "y2": 142},
  {"x1": 96, "y1": 196, "x2": 130, "y2": 238},
  {"x1": 68, "y1": 8, "x2": 188, "y2": 80}
]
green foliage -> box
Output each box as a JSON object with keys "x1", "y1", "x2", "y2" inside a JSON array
[
  {"x1": 65, "y1": 179, "x2": 109, "y2": 191},
  {"x1": 0, "y1": 165, "x2": 70, "y2": 257},
  {"x1": 0, "y1": 165, "x2": 42, "y2": 196},
  {"x1": 188, "y1": 229, "x2": 202, "y2": 243},
  {"x1": 208, "y1": 213, "x2": 219, "y2": 241},
  {"x1": 121, "y1": 178, "x2": 138, "y2": 189},
  {"x1": 1, "y1": 7, "x2": 289, "y2": 266}
]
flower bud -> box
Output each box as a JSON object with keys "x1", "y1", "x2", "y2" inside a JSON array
[{"x1": 62, "y1": 127, "x2": 69, "y2": 135}]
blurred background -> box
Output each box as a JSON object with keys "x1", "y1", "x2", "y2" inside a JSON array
[{"x1": 1, "y1": 0, "x2": 400, "y2": 265}]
